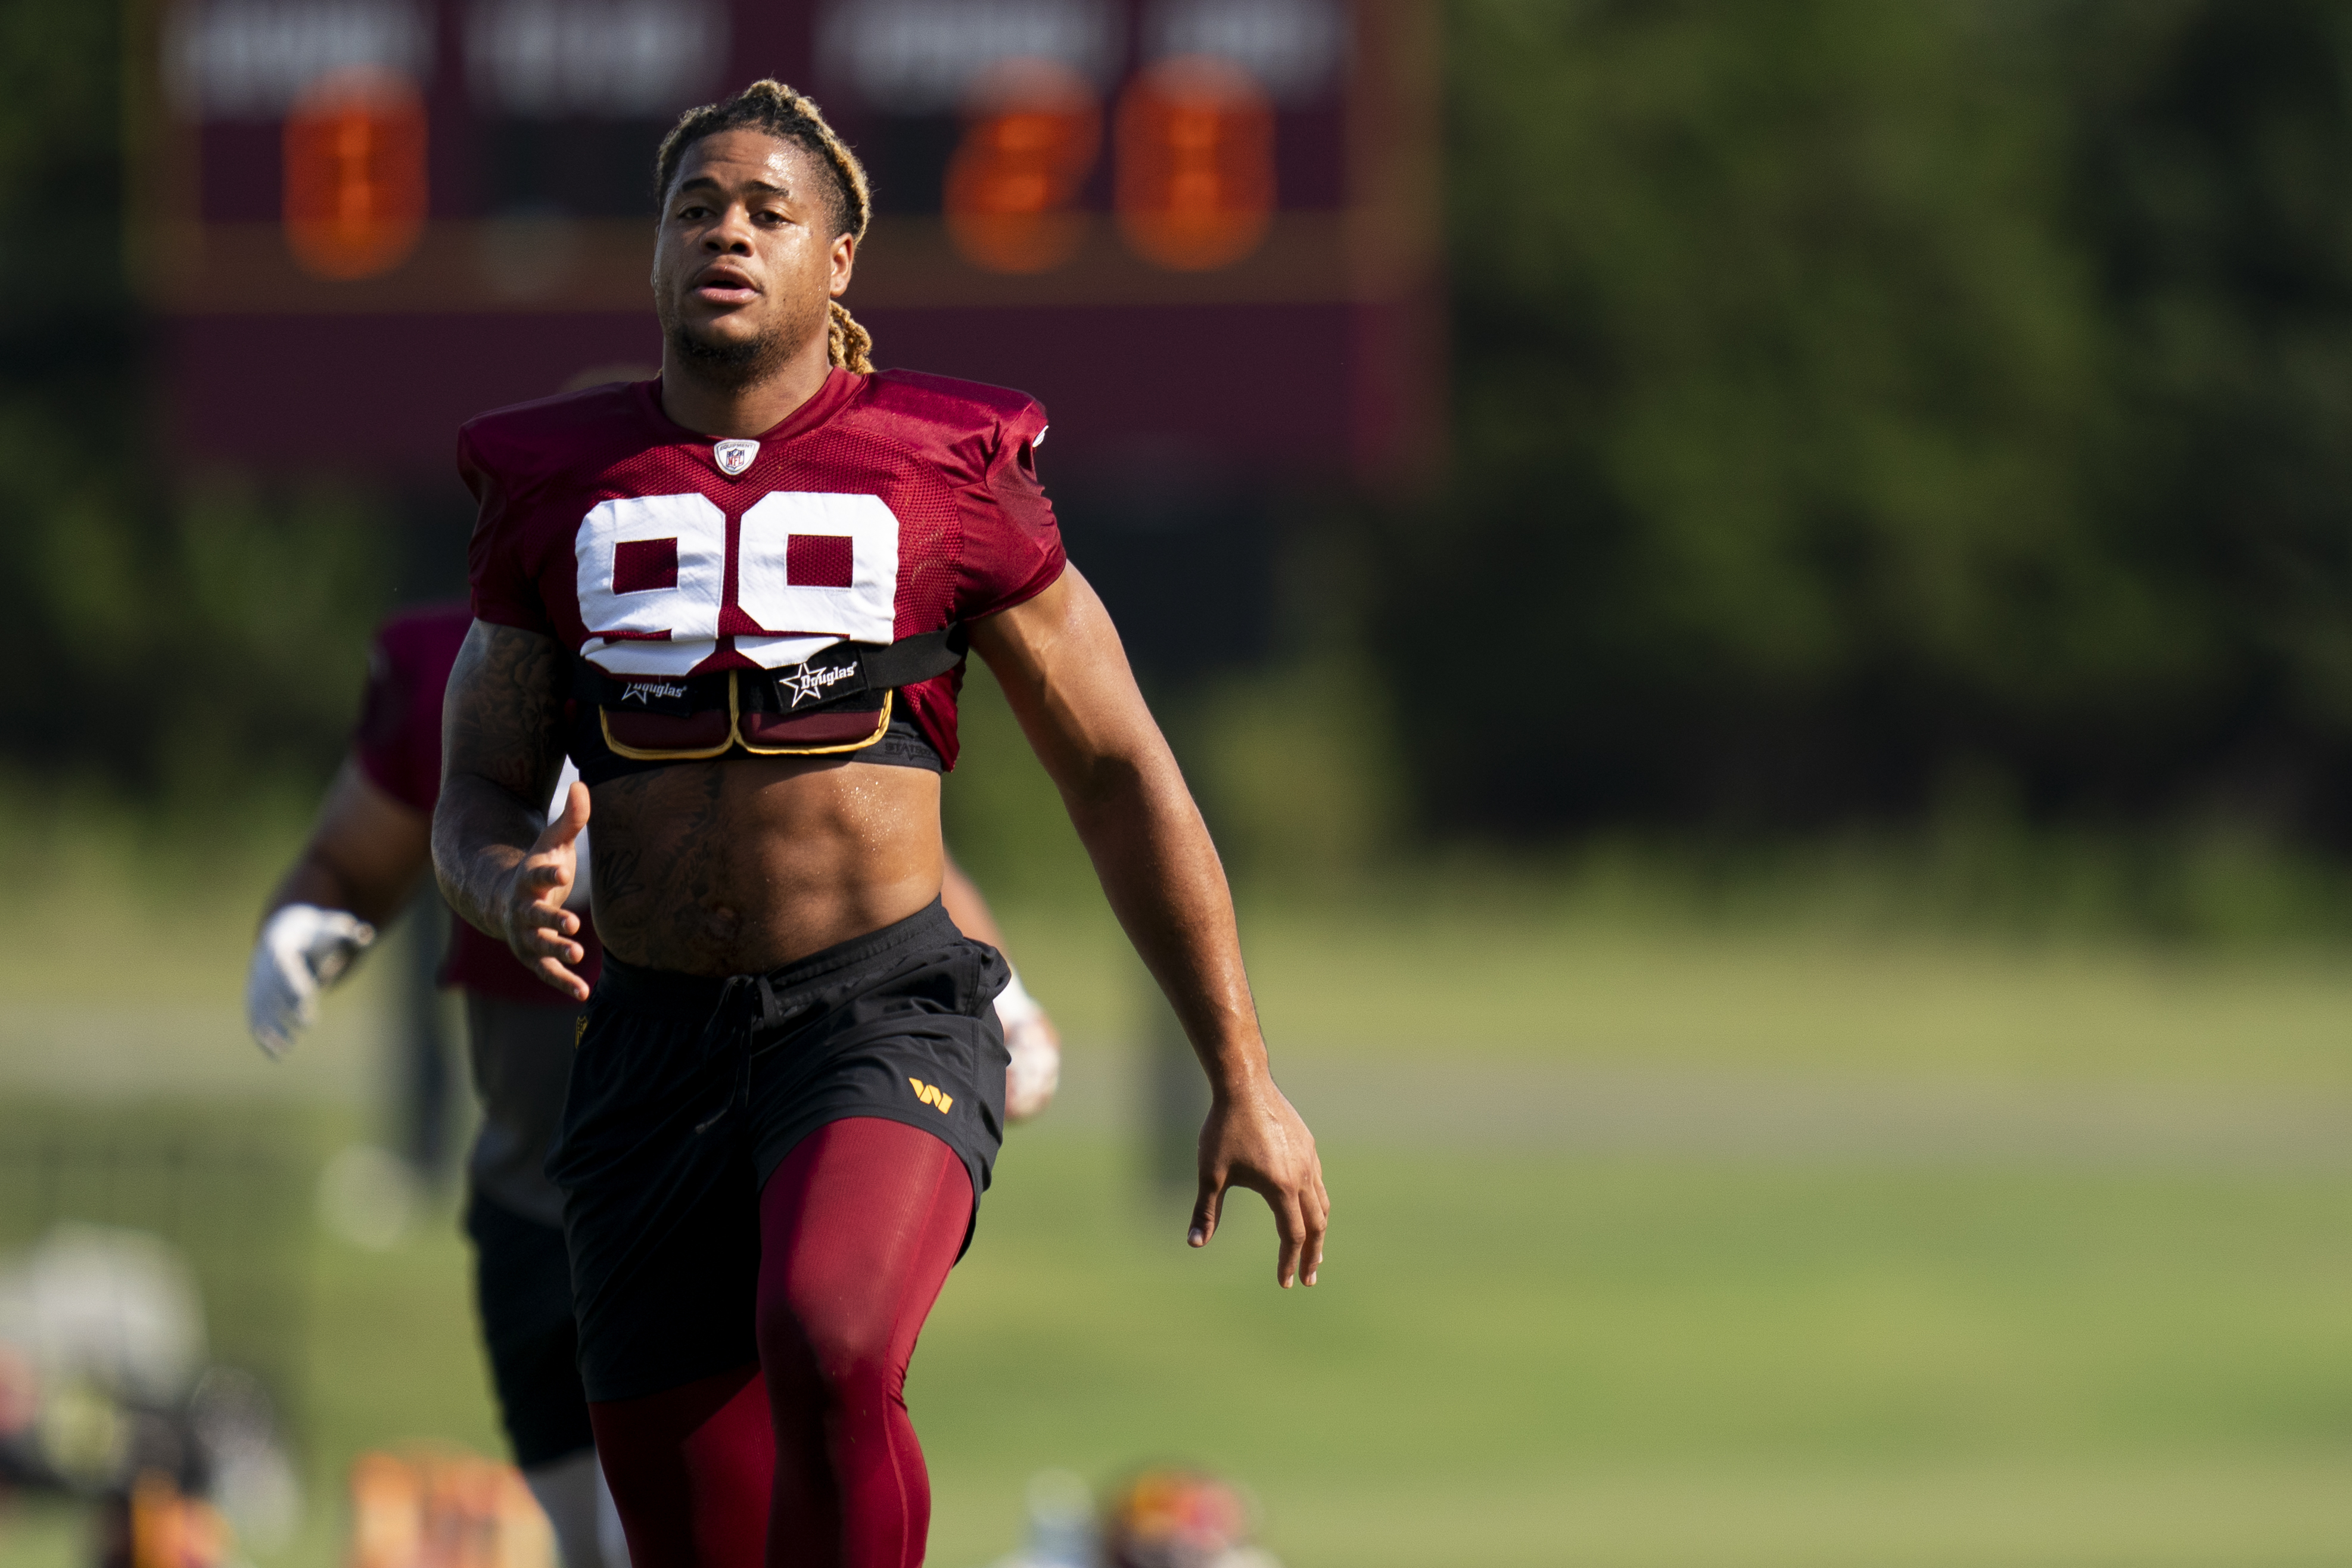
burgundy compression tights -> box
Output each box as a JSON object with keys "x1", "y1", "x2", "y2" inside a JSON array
[{"x1": 587, "y1": 1118, "x2": 975, "y2": 1568}]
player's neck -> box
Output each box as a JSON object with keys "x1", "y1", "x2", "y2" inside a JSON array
[{"x1": 658, "y1": 340, "x2": 835, "y2": 439}]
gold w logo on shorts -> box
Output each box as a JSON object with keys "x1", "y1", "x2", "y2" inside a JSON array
[{"x1": 907, "y1": 1077, "x2": 954, "y2": 1113}]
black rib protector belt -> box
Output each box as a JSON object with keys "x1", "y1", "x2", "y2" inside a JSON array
[{"x1": 573, "y1": 624, "x2": 969, "y2": 717}]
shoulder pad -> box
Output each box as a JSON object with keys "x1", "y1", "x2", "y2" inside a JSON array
[
  {"x1": 858, "y1": 369, "x2": 1050, "y2": 450},
  {"x1": 458, "y1": 379, "x2": 646, "y2": 493},
  {"x1": 369, "y1": 601, "x2": 472, "y2": 689},
  {"x1": 374, "y1": 601, "x2": 474, "y2": 645}
]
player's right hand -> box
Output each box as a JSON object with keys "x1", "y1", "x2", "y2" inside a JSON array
[
  {"x1": 501, "y1": 780, "x2": 592, "y2": 1001},
  {"x1": 245, "y1": 904, "x2": 376, "y2": 1059}
]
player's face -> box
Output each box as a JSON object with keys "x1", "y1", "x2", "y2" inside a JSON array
[{"x1": 653, "y1": 130, "x2": 856, "y2": 384}]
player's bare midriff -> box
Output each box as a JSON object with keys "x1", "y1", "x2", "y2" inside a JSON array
[
  {"x1": 436, "y1": 618, "x2": 949, "y2": 985},
  {"x1": 586, "y1": 753, "x2": 943, "y2": 975}
]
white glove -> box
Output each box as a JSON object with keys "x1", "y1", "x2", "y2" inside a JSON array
[
  {"x1": 997, "y1": 968, "x2": 1060, "y2": 1122},
  {"x1": 245, "y1": 904, "x2": 376, "y2": 1060}
]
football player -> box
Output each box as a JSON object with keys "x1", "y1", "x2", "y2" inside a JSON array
[
  {"x1": 245, "y1": 602, "x2": 1061, "y2": 1568},
  {"x1": 432, "y1": 79, "x2": 1326, "y2": 1568}
]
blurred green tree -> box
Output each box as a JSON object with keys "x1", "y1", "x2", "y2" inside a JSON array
[
  {"x1": 2059, "y1": 0, "x2": 2352, "y2": 822},
  {"x1": 1389, "y1": 0, "x2": 2352, "y2": 844},
  {"x1": 17, "y1": 0, "x2": 2352, "y2": 856},
  {"x1": 0, "y1": 2, "x2": 388, "y2": 797},
  {"x1": 0, "y1": 0, "x2": 161, "y2": 774}
]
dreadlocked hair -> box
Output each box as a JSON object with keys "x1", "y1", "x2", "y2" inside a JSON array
[{"x1": 654, "y1": 79, "x2": 876, "y2": 375}]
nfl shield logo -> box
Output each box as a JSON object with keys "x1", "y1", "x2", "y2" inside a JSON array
[{"x1": 714, "y1": 438, "x2": 759, "y2": 476}]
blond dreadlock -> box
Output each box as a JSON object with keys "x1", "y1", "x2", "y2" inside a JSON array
[{"x1": 654, "y1": 80, "x2": 876, "y2": 375}]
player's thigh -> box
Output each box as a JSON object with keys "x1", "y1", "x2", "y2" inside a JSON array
[
  {"x1": 754, "y1": 1117, "x2": 972, "y2": 1371},
  {"x1": 552, "y1": 997, "x2": 761, "y2": 1403}
]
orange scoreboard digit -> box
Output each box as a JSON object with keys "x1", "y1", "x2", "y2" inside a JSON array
[{"x1": 137, "y1": 0, "x2": 1441, "y2": 487}]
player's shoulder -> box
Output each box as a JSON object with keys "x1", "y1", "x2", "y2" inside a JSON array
[
  {"x1": 849, "y1": 369, "x2": 1049, "y2": 456},
  {"x1": 370, "y1": 601, "x2": 474, "y2": 676},
  {"x1": 459, "y1": 379, "x2": 651, "y2": 486}
]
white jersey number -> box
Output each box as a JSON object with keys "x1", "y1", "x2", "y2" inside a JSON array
[{"x1": 575, "y1": 491, "x2": 900, "y2": 676}]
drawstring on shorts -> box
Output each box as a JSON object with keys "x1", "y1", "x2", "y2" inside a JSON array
[{"x1": 692, "y1": 973, "x2": 815, "y2": 1134}]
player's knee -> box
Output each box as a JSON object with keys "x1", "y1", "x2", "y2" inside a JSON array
[{"x1": 760, "y1": 1295, "x2": 892, "y2": 1394}]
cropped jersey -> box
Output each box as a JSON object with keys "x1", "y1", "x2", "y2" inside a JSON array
[
  {"x1": 351, "y1": 602, "x2": 605, "y2": 1006},
  {"x1": 462, "y1": 368, "x2": 1066, "y2": 776}
]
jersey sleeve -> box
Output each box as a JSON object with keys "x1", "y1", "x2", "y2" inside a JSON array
[
  {"x1": 350, "y1": 624, "x2": 437, "y2": 814},
  {"x1": 461, "y1": 424, "x2": 558, "y2": 636},
  {"x1": 956, "y1": 403, "x2": 1067, "y2": 622}
]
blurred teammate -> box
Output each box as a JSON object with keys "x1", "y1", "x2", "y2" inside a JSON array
[
  {"x1": 1101, "y1": 1469, "x2": 1280, "y2": 1568},
  {"x1": 245, "y1": 602, "x2": 1060, "y2": 1568},
  {"x1": 431, "y1": 79, "x2": 1324, "y2": 1568}
]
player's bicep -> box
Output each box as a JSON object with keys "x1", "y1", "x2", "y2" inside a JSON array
[
  {"x1": 304, "y1": 760, "x2": 433, "y2": 922},
  {"x1": 969, "y1": 568, "x2": 1166, "y2": 805},
  {"x1": 441, "y1": 620, "x2": 569, "y2": 807}
]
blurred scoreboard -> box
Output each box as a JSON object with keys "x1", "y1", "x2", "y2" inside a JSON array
[{"x1": 137, "y1": 0, "x2": 1441, "y2": 486}]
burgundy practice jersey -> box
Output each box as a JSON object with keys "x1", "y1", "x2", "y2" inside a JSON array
[
  {"x1": 462, "y1": 368, "x2": 1066, "y2": 771},
  {"x1": 354, "y1": 602, "x2": 603, "y2": 1006}
]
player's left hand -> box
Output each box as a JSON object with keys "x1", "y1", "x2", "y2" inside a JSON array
[
  {"x1": 1190, "y1": 1076, "x2": 1329, "y2": 1289},
  {"x1": 245, "y1": 903, "x2": 376, "y2": 1059}
]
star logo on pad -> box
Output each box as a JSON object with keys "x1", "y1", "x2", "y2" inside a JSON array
[
  {"x1": 714, "y1": 438, "x2": 758, "y2": 476},
  {"x1": 779, "y1": 660, "x2": 859, "y2": 708}
]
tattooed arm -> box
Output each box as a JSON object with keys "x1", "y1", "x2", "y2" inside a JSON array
[{"x1": 431, "y1": 620, "x2": 592, "y2": 1000}]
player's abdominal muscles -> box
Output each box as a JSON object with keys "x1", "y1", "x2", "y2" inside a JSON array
[{"x1": 584, "y1": 757, "x2": 944, "y2": 976}]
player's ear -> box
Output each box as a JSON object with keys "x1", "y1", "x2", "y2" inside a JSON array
[{"x1": 830, "y1": 232, "x2": 856, "y2": 295}]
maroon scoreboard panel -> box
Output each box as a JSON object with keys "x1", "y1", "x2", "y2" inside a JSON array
[{"x1": 138, "y1": 0, "x2": 1441, "y2": 488}]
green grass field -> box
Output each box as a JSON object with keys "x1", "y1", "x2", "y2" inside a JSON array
[
  {"x1": 11, "y1": 1133, "x2": 2348, "y2": 1567},
  {"x1": 3, "y1": 809, "x2": 2351, "y2": 1565}
]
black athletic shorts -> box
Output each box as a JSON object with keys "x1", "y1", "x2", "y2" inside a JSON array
[
  {"x1": 546, "y1": 899, "x2": 1009, "y2": 1404},
  {"x1": 464, "y1": 1188, "x2": 594, "y2": 1467}
]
